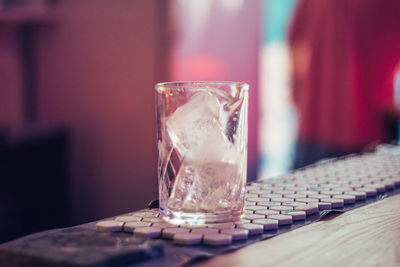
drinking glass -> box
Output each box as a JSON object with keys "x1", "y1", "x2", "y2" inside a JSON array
[{"x1": 155, "y1": 81, "x2": 248, "y2": 225}]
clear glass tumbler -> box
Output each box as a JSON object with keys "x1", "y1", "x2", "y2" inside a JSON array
[{"x1": 155, "y1": 81, "x2": 248, "y2": 225}]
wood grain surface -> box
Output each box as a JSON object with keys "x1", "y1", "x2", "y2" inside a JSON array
[{"x1": 194, "y1": 195, "x2": 400, "y2": 267}]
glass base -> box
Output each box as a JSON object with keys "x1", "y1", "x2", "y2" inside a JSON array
[{"x1": 160, "y1": 208, "x2": 243, "y2": 226}]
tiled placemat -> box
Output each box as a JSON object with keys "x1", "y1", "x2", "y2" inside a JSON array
[{"x1": 102, "y1": 146, "x2": 400, "y2": 266}]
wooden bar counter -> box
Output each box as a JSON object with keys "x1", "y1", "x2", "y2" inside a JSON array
[{"x1": 195, "y1": 194, "x2": 400, "y2": 267}]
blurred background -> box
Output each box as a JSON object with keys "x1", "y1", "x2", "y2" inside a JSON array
[{"x1": 0, "y1": 0, "x2": 399, "y2": 243}]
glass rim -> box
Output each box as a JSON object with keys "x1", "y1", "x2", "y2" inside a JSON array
[{"x1": 155, "y1": 81, "x2": 249, "y2": 91}]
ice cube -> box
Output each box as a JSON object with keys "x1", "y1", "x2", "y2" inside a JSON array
[
  {"x1": 166, "y1": 91, "x2": 230, "y2": 162},
  {"x1": 168, "y1": 161, "x2": 244, "y2": 212}
]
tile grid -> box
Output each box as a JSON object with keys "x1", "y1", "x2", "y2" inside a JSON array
[{"x1": 96, "y1": 150, "x2": 400, "y2": 246}]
